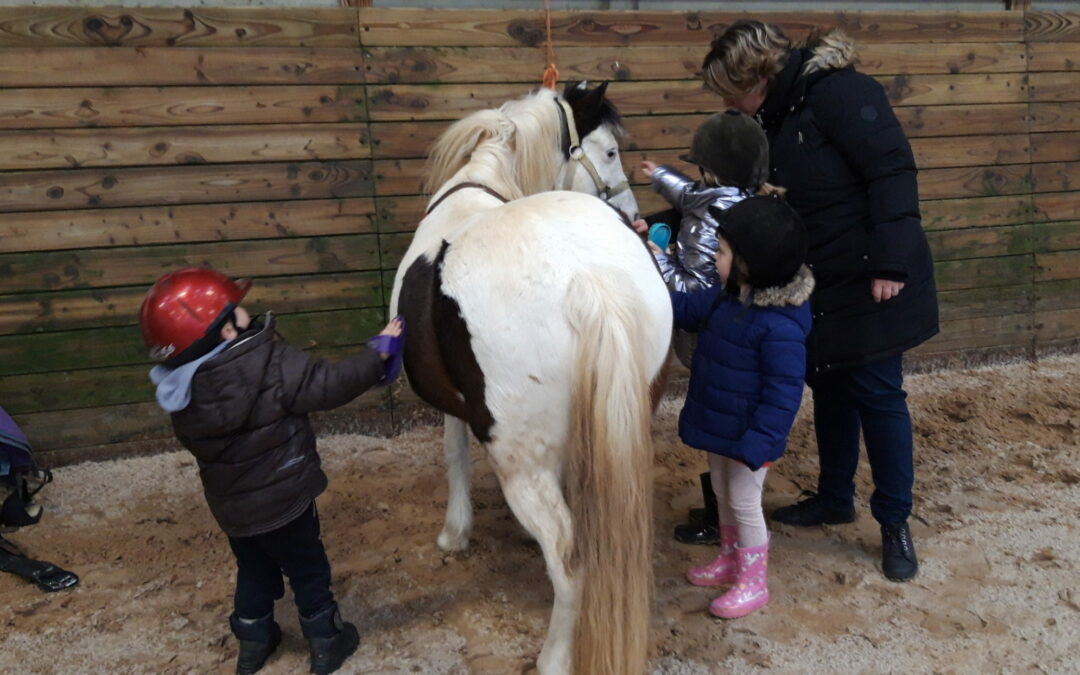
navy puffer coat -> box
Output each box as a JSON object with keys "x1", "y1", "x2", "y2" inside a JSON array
[
  {"x1": 674, "y1": 266, "x2": 814, "y2": 470},
  {"x1": 759, "y1": 32, "x2": 939, "y2": 375}
]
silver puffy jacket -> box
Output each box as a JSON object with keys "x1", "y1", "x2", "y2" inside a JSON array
[{"x1": 650, "y1": 166, "x2": 754, "y2": 293}]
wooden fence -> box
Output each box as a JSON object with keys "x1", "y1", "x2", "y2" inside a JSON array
[{"x1": 0, "y1": 7, "x2": 1077, "y2": 464}]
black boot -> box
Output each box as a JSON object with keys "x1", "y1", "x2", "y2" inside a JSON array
[
  {"x1": 771, "y1": 491, "x2": 856, "y2": 527},
  {"x1": 674, "y1": 472, "x2": 720, "y2": 545},
  {"x1": 300, "y1": 605, "x2": 360, "y2": 674},
  {"x1": 229, "y1": 612, "x2": 282, "y2": 675},
  {"x1": 880, "y1": 521, "x2": 918, "y2": 581}
]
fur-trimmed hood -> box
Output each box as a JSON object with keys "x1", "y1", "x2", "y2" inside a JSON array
[
  {"x1": 801, "y1": 28, "x2": 858, "y2": 76},
  {"x1": 752, "y1": 264, "x2": 815, "y2": 308}
]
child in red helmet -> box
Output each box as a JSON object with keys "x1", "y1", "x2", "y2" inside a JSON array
[{"x1": 140, "y1": 266, "x2": 403, "y2": 675}]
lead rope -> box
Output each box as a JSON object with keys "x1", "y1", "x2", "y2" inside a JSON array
[{"x1": 541, "y1": 0, "x2": 559, "y2": 90}]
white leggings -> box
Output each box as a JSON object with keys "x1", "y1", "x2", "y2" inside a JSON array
[{"x1": 708, "y1": 454, "x2": 769, "y2": 547}]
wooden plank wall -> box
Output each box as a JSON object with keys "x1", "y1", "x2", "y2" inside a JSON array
[{"x1": 0, "y1": 7, "x2": 1077, "y2": 464}]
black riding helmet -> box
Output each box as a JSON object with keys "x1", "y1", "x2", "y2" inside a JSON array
[
  {"x1": 680, "y1": 109, "x2": 769, "y2": 190},
  {"x1": 708, "y1": 195, "x2": 807, "y2": 290}
]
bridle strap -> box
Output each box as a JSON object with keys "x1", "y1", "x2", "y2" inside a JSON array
[
  {"x1": 554, "y1": 96, "x2": 631, "y2": 200},
  {"x1": 425, "y1": 181, "x2": 510, "y2": 216}
]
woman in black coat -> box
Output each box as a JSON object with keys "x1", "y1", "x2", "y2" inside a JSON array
[{"x1": 695, "y1": 20, "x2": 939, "y2": 581}]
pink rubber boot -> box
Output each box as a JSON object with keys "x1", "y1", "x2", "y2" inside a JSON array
[
  {"x1": 686, "y1": 525, "x2": 739, "y2": 587},
  {"x1": 709, "y1": 541, "x2": 769, "y2": 618}
]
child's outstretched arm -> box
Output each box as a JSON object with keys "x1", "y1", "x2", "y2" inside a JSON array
[
  {"x1": 730, "y1": 323, "x2": 807, "y2": 471},
  {"x1": 280, "y1": 316, "x2": 404, "y2": 414},
  {"x1": 670, "y1": 285, "x2": 724, "y2": 333}
]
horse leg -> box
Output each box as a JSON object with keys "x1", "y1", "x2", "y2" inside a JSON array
[
  {"x1": 496, "y1": 465, "x2": 578, "y2": 675},
  {"x1": 437, "y1": 414, "x2": 473, "y2": 552}
]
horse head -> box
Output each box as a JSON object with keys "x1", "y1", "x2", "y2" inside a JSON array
[{"x1": 558, "y1": 80, "x2": 640, "y2": 223}]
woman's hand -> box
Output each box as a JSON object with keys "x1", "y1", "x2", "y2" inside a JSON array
[
  {"x1": 871, "y1": 279, "x2": 905, "y2": 303},
  {"x1": 631, "y1": 218, "x2": 649, "y2": 234},
  {"x1": 640, "y1": 160, "x2": 657, "y2": 179}
]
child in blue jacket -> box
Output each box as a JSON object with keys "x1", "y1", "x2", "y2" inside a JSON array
[{"x1": 659, "y1": 195, "x2": 813, "y2": 619}]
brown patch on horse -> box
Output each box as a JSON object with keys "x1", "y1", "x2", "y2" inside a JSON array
[{"x1": 398, "y1": 241, "x2": 495, "y2": 442}]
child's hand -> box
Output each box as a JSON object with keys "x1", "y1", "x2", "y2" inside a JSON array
[
  {"x1": 640, "y1": 160, "x2": 657, "y2": 178},
  {"x1": 647, "y1": 241, "x2": 664, "y2": 256},
  {"x1": 377, "y1": 317, "x2": 403, "y2": 359},
  {"x1": 631, "y1": 218, "x2": 649, "y2": 235}
]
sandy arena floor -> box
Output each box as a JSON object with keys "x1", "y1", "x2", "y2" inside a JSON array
[{"x1": 2, "y1": 355, "x2": 1079, "y2": 674}]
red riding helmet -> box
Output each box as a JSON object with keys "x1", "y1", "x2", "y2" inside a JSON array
[{"x1": 139, "y1": 267, "x2": 251, "y2": 367}]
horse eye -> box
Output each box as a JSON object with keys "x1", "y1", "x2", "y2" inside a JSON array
[{"x1": 606, "y1": 149, "x2": 617, "y2": 159}]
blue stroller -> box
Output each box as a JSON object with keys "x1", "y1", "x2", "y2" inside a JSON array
[{"x1": 1, "y1": 406, "x2": 78, "y2": 592}]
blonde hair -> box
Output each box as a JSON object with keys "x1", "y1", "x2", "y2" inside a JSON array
[{"x1": 702, "y1": 20, "x2": 791, "y2": 99}]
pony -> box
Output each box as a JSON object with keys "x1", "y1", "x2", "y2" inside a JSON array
[{"x1": 389, "y1": 82, "x2": 672, "y2": 675}]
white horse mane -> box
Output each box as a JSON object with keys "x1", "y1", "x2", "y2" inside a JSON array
[{"x1": 422, "y1": 90, "x2": 565, "y2": 200}]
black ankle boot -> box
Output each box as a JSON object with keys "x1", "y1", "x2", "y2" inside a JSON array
[
  {"x1": 300, "y1": 605, "x2": 360, "y2": 674},
  {"x1": 771, "y1": 491, "x2": 856, "y2": 527},
  {"x1": 229, "y1": 612, "x2": 281, "y2": 675},
  {"x1": 674, "y1": 472, "x2": 720, "y2": 545},
  {"x1": 881, "y1": 521, "x2": 918, "y2": 581}
]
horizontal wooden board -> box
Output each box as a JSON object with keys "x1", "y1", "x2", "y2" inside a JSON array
[
  {"x1": 918, "y1": 312, "x2": 1034, "y2": 353},
  {"x1": 1031, "y1": 220, "x2": 1080, "y2": 254},
  {"x1": 1035, "y1": 307, "x2": 1080, "y2": 342},
  {"x1": 0, "y1": 334, "x2": 384, "y2": 416},
  {"x1": 1024, "y1": 12, "x2": 1080, "y2": 43},
  {"x1": 895, "y1": 103, "x2": 1029, "y2": 138},
  {"x1": 369, "y1": 115, "x2": 1030, "y2": 169},
  {"x1": 927, "y1": 224, "x2": 1032, "y2": 261},
  {"x1": 1034, "y1": 279, "x2": 1080, "y2": 312},
  {"x1": 0, "y1": 7, "x2": 357, "y2": 48},
  {"x1": 14, "y1": 401, "x2": 172, "y2": 453},
  {"x1": 0, "y1": 271, "x2": 384, "y2": 336},
  {"x1": 1028, "y1": 72, "x2": 1080, "y2": 103},
  {"x1": 1030, "y1": 102, "x2": 1080, "y2": 133},
  {"x1": 0, "y1": 198, "x2": 376, "y2": 254},
  {"x1": 936, "y1": 283, "x2": 1033, "y2": 322},
  {"x1": 1035, "y1": 250, "x2": 1080, "y2": 282},
  {"x1": 1032, "y1": 161, "x2": 1080, "y2": 194},
  {"x1": 371, "y1": 156, "x2": 1039, "y2": 201},
  {"x1": 0, "y1": 47, "x2": 365, "y2": 88},
  {"x1": 920, "y1": 195, "x2": 1036, "y2": 231},
  {"x1": 934, "y1": 254, "x2": 1032, "y2": 291},
  {"x1": 358, "y1": 9, "x2": 1023, "y2": 47},
  {"x1": 1034, "y1": 192, "x2": 1080, "y2": 222},
  {"x1": 0, "y1": 85, "x2": 365, "y2": 130},
  {"x1": 0, "y1": 160, "x2": 373, "y2": 212},
  {"x1": 0, "y1": 124, "x2": 370, "y2": 171},
  {"x1": 1030, "y1": 132, "x2": 1080, "y2": 163},
  {"x1": 378, "y1": 232, "x2": 414, "y2": 270},
  {"x1": 1025, "y1": 42, "x2": 1080, "y2": 72},
  {"x1": 365, "y1": 75, "x2": 1030, "y2": 122},
  {"x1": 917, "y1": 164, "x2": 1033, "y2": 200},
  {"x1": 362, "y1": 42, "x2": 1026, "y2": 85},
  {"x1": 0, "y1": 234, "x2": 381, "y2": 293},
  {"x1": 0, "y1": 307, "x2": 384, "y2": 377}
]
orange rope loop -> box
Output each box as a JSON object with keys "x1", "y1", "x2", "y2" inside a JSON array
[{"x1": 541, "y1": 0, "x2": 559, "y2": 90}]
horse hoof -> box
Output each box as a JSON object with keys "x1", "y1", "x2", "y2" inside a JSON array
[{"x1": 437, "y1": 530, "x2": 470, "y2": 552}]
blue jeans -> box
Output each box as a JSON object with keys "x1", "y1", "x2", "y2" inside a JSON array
[
  {"x1": 228, "y1": 502, "x2": 335, "y2": 620},
  {"x1": 807, "y1": 355, "x2": 914, "y2": 525}
]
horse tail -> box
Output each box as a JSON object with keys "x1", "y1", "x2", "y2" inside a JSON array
[{"x1": 564, "y1": 269, "x2": 654, "y2": 675}]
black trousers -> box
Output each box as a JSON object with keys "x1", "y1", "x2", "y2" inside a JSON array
[{"x1": 227, "y1": 502, "x2": 335, "y2": 620}]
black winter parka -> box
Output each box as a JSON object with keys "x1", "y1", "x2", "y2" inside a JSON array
[
  {"x1": 759, "y1": 42, "x2": 939, "y2": 374},
  {"x1": 169, "y1": 316, "x2": 386, "y2": 538}
]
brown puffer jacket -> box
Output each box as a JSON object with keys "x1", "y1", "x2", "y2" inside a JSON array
[{"x1": 169, "y1": 315, "x2": 386, "y2": 538}]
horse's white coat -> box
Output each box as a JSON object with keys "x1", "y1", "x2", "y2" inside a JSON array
[{"x1": 390, "y1": 89, "x2": 670, "y2": 675}]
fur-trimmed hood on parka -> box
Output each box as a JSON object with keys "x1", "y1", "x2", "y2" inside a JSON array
[
  {"x1": 800, "y1": 28, "x2": 858, "y2": 76},
  {"x1": 751, "y1": 264, "x2": 815, "y2": 309}
]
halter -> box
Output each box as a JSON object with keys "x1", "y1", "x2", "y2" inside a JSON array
[{"x1": 553, "y1": 96, "x2": 631, "y2": 202}]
